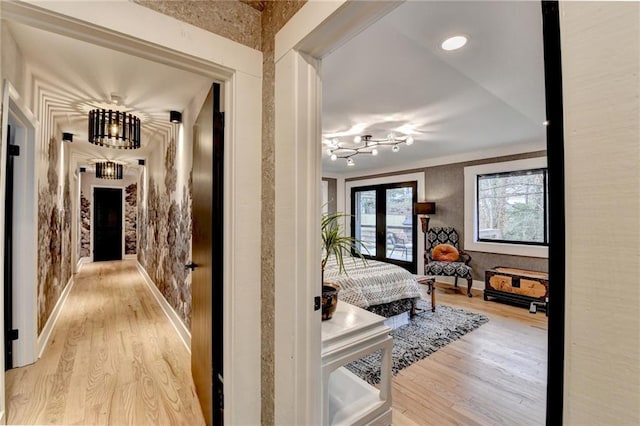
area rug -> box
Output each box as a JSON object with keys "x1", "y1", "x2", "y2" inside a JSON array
[{"x1": 346, "y1": 300, "x2": 489, "y2": 384}]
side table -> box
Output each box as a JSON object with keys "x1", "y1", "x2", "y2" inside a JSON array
[{"x1": 321, "y1": 302, "x2": 393, "y2": 425}]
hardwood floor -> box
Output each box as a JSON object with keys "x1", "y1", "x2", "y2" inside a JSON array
[
  {"x1": 392, "y1": 283, "x2": 548, "y2": 426},
  {"x1": 5, "y1": 260, "x2": 205, "y2": 426},
  {"x1": 6, "y1": 262, "x2": 545, "y2": 425}
]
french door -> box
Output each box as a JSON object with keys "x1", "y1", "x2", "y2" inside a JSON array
[{"x1": 351, "y1": 181, "x2": 418, "y2": 273}]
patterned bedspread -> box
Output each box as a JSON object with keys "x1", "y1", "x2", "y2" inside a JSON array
[{"x1": 323, "y1": 256, "x2": 421, "y2": 309}]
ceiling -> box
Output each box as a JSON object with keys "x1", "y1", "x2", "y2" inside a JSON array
[
  {"x1": 321, "y1": 1, "x2": 547, "y2": 174},
  {"x1": 6, "y1": 20, "x2": 212, "y2": 168}
]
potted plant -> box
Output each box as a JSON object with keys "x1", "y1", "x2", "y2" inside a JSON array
[{"x1": 321, "y1": 211, "x2": 367, "y2": 320}]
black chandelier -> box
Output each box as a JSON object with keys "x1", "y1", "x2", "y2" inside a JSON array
[
  {"x1": 88, "y1": 109, "x2": 141, "y2": 149},
  {"x1": 95, "y1": 161, "x2": 123, "y2": 180},
  {"x1": 325, "y1": 133, "x2": 414, "y2": 166}
]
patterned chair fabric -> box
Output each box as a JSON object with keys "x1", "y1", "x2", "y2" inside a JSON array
[{"x1": 425, "y1": 227, "x2": 473, "y2": 297}]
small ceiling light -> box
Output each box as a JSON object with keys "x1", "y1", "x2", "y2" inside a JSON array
[
  {"x1": 330, "y1": 154, "x2": 337, "y2": 161},
  {"x1": 326, "y1": 148, "x2": 333, "y2": 155},
  {"x1": 406, "y1": 136, "x2": 414, "y2": 145},
  {"x1": 62, "y1": 132, "x2": 73, "y2": 143},
  {"x1": 441, "y1": 35, "x2": 468, "y2": 51},
  {"x1": 347, "y1": 158, "x2": 355, "y2": 166},
  {"x1": 95, "y1": 161, "x2": 123, "y2": 180},
  {"x1": 392, "y1": 145, "x2": 400, "y2": 153},
  {"x1": 353, "y1": 135, "x2": 362, "y2": 143},
  {"x1": 170, "y1": 110, "x2": 182, "y2": 124},
  {"x1": 371, "y1": 148, "x2": 378, "y2": 156}
]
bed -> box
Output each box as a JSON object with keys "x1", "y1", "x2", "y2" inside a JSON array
[{"x1": 323, "y1": 255, "x2": 422, "y2": 317}]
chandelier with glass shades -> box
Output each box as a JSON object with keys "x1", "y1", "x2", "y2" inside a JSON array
[{"x1": 324, "y1": 133, "x2": 414, "y2": 166}]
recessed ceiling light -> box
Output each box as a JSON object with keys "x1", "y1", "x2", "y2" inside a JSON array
[{"x1": 441, "y1": 35, "x2": 468, "y2": 51}]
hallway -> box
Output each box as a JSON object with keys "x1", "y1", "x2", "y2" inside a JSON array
[{"x1": 5, "y1": 261, "x2": 205, "y2": 425}]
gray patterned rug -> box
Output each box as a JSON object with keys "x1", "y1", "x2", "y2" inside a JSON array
[{"x1": 346, "y1": 300, "x2": 489, "y2": 384}]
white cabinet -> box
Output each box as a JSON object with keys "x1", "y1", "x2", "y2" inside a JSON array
[{"x1": 321, "y1": 302, "x2": 393, "y2": 425}]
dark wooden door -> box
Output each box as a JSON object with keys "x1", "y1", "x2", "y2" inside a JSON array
[
  {"x1": 4, "y1": 125, "x2": 16, "y2": 370},
  {"x1": 191, "y1": 83, "x2": 224, "y2": 425},
  {"x1": 93, "y1": 188, "x2": 122, "y2": 261}
]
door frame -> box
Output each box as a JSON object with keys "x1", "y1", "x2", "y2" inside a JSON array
[
  {"x1": 0, "y1": 80, "x2": 38, "y2": 377},
  {"x1": 274, "y1": 1, "x2": 564, "y2": 424},
  {"x1": 1, "y1": 2, "x2": 263, "y2": 424},
  {"x1": 90, "y1": 185, "x2": 124, "y2": 262}
]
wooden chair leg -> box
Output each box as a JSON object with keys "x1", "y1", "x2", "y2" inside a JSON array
[
  {"x1": 454, "y1": 276, "x2": 458, "y2": 287},
  {"x1": 466, "y1": 278, "x2": 473, "y2": 297}
]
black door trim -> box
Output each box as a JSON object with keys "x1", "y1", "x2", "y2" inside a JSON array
[{"x1": 541, "y1": 1, "x2": 565, "y2": 423}]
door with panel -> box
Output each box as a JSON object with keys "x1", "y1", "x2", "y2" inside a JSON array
[
  {"x1": 191, "y1": 83, "x2": 224, "y2": 425},
  {"x1": 93, "y1": 188, "x2": 123, "y2": 262}
]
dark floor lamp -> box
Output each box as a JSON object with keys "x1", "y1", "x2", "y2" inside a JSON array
[{"x1": 414, "y1": 202, "x2": 436, "y2": 252}]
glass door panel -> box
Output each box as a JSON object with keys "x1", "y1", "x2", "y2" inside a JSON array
[
  {"x1": 354, "y1": 190, "x2": 376, "y2": 256},
  {"x1": 385, "y1": 187, "x2": 413, "y2": 262}
]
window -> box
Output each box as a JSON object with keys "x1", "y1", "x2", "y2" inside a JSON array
[
  {"x1": 351, "y1": 181, "x2": 417, "y2": 272},
  {"x1": 477, "y1": 168, "x2": 548, "y2": 245},
  {"x1": 464, "y1": 157, "x2": 548, "y2": 258}
]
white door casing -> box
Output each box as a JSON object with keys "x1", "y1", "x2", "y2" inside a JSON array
[
  {"x1": 0, "y1": 2, "x2": 263, "y2": 424},
  {"x1": 273, "y1": 1, "x2": 404, "y2": 423}
]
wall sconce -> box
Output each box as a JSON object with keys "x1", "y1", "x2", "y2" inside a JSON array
[
  {"x1": 138, "y1": 159, "x2": 145, "y2": 166},
  {"x1": 170, "y1": 110, "x2": 182, "y2": 124},
  {"x1": 63, "y1": 132, "x2": 73, "y2": 143},
  {"x1": 79, "y1": 167, "x2": 86, "y2": 173}
]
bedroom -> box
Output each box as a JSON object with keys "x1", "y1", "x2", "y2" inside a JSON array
[{"x1": 319, "y1": 2, "x2": 549, "y2": 424}]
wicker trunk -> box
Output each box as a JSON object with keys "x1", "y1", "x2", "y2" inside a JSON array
[{"x1": 484, "y1": 267, "x2": 548, "y2": 309}]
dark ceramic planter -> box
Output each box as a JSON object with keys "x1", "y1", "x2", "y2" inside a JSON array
[{"x1": 322, "y1": 283, "x2": 340, "y2": 320}]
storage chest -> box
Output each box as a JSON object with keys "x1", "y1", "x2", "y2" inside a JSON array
[{"x1": 484, "y1": 267, "x2": 548, "y2": 309}]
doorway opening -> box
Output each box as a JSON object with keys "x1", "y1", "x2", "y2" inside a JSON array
[
  {"x1": 92, "y1": 187, "x2": 123, "y2": 262},
  {"x1": 274, "y1": 1, "x2": 564, "y2": 423}
]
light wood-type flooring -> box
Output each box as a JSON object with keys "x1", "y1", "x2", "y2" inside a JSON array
[
  {"x1": 5, "y1": 260, "x2": 205, "y2": 425},
  {"x1": 391, "y1": 283, "x2": 548, "y2": 426},
  {"x1": 6, "y1": 261, "x2": 546, "y2": 425}
]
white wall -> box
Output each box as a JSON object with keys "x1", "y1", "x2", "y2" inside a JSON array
[{"x1": 561, "y1": 2, "x2": 640, "y2": 424}]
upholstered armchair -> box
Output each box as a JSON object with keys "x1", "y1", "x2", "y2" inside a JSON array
[{"x1": 424, "y1": 227, "x2": 473, "y2": 297}]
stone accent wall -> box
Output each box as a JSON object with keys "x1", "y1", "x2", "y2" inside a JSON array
[
  {"x1": 134, "y1": 0, "x2": 262, "y2": 50},
  {"x1": 260, "y1": 2, "x2": 307, "y2": 423},
  {"x1": 138, "y1": 137, "x2": 193, "y2": 328},
  {"x1": 37, "y1": 137, "x2": 72, "y2": 333}
]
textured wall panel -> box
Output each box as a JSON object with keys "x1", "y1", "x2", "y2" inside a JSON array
[
  {"x1": 260, "y1": 3, "x2": 307, "y2": 424},
  {"x1": 560, "y1": 2, "x2": 640, "y2": 424},
  {"x1": 134, "y1": 0, "x2": 262, "y2": 50}
]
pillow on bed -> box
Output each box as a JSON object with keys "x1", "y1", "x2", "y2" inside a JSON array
[{"x1": 432, "y1": 244, "x2": 459, "y2": 262}]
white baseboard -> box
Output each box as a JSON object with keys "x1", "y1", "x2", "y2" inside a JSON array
[
  {"x1": 37, "y1": 275, "x2": 75, "y2": 358},
  {"x1": 77, "y1": 257, "x2": 90, "y2": 271},
  {"x1": 135, "y1": 261, "x2": 191, "y2": 353},
  {"x1": 436, "y1": 276, "x2": 485, "y2": 291}
]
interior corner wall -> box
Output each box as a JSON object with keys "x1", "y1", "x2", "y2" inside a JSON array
[
  {"x1": 1, "y1": 24, "x2": 26, "y2": 96},
  {"x1": 560, "y1": 2, "x2": 640, "y2": 424},
  {"x1": 137, "y1": 119, "x2": 193, "y2": 330},
  {"x1": 36, "y1": 122, "x2": 72, "y2": 335},
  {"x1": 423, "y1": 151, "x2": 549, "y2": 279}
]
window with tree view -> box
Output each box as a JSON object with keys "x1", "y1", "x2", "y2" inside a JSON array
[{"x1": 477, "y1": 168, "x2": 548, "y2": 245}]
